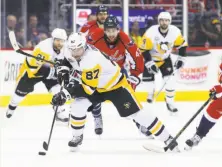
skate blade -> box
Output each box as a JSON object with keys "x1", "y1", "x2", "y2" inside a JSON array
[
  {"x1": 70, "y1": 146, "x2": 80, "y2": 152},
  {"x1": 184, "y1": 144, "x2": 192, "y2": 151},
  {"x1": 169, "y1": 112, "x2": 178, "y2": 116}
]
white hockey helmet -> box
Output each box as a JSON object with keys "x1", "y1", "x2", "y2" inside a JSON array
[
  {"x1": 67, "y1": 32, "x2": 86, "y2": 51},
  {"x1": 158, "y1": 12, "x2": 172, "y2": 24},
  {"x1": 51, "y1": 28, "x2": 67, "y2": 40}
]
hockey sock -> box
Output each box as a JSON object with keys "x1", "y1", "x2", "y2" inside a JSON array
[
  {"x1": 133, "y1": 109, "x2": 170, "y2": 142},
  {"x1": 8, "y1": 93, "x2": 26, "y2": 109},
  {"x1": 70, "y1": 114, "x2": 86, "y2": 136},
  {"x1": 91, "y1": 103, "x2": 101, "y2": 118},
  {"x1": 196, "y1": 114, "x2": 216, "y2": 138},
  {"x1": 165, "y1": 89, "x2": 175, "y2": 104}
]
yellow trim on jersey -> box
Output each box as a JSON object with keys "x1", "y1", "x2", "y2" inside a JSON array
[
  {"x1": 152, "y1": 56, "x2": 165, "y2": 67},
  {"x1": 140, "y1": 36, "x2": 153, "y2": 51},
  {"x1": 97, "y1": 72, "x2": 123, "y2": 93},
  {"x1": 82, "y1": 64, "x2": 101, "y2": 88},
  {"x1": 124, "y1": 82, "x2": 143, "y2": 110},
  {"x1": 18, "y1": 48, "x2": 51, "y2": 79},
  {"x1": 174, "y1": 34, "x2": 187, "y2": 47},
  {"x1": 150, "y1": 121, "x2": 162, "y2": 134},
  {"x1": 103, "y1": 68, "x2": 121, "y2": 90},
  {"x1": 82, "y1": 84, "x2": 94, "y2": 95}
]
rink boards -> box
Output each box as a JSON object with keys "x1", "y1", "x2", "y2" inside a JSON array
[{"x1": 0, "y1": 49, "x2": 221, "y2": 106}]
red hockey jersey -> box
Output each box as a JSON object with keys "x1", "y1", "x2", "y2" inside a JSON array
[
  {"x1": 80, "y1": 20, "x2": 99, "y2": 35},
  {"x1": 86, "y1": 28, "x2": 144, "y2": 76}
]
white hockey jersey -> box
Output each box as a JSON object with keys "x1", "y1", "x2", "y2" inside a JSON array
[
  {"x1": 140, "y1": 25, "x2": 187, "y2": 65},
  {"x1": 65, "y1": 45, "x2": 123, "y2": 94},
  {"x1": 18, "y1": 38, "x2": 66, "y2": 78}
]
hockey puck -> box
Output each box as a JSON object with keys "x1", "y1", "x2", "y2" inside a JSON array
[{"x1": 38, "y1": 151, "x2": 46, "y2": 156}]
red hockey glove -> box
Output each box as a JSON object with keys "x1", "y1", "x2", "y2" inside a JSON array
[
  {"x1": 127, "y1": 75, "x2": 141, "y2": 90},
  {"x1": 210, "y1": 85, "x2": 222, "y2": 100}
]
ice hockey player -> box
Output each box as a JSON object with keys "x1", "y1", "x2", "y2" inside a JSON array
[
  {"x1": 185, "y1": 63, "x2": 222, "y2": 150},
  {"x1": 51, "y1": 32, "x2": 180, "y2": 152},
  {"x1": 140, "y1": 11, "x2": 187, "y2": 113},
  {"x1": 80, "y1": 5, "x2": 108, "y2": 36},
  {"x1": 86, "y1": 15, "x2": 144, "y2": 136},
  {"x1": 6, "y1": 28, "x2": 69, "y2": 122}
]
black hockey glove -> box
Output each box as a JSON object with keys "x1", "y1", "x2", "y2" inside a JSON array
[
  {"x1": 145, "y1": 61, "x2": 159, "y2": 74},
  {"x1": 174, "y1": 56, "x2": 185, "y2": 69},
  {"x1": 51, "y1": 88, "x2": 72, "y2": 106},
  {"x1": 57, "y1": 66, "x2": 70, "y2": 85}
]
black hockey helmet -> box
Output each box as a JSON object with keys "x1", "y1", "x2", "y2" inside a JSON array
[
  {"x1": 96, "y1": 5, "x2": 108, "y2": 15},
  {"x1": 104, "y1": 15, "x2": 119, "y2": 29}
]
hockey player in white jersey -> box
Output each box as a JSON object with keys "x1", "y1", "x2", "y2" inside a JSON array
[
  {"x1": 6, "y1": 28, "x2": 69, "y2": 122},
  {"x1": 51, "y1": 32, "x2": 180, "y2": 152},
  {"x1": 140, "y1": 12, "x2": 187, "y2": 113}
]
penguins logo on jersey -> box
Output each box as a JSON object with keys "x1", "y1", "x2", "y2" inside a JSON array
[
  {"x1": 157, "y1": 42, "x2": 171, "y2": 54},
  {"x1": 124, "y1": 102, "x2": 131, "y2": 109}
]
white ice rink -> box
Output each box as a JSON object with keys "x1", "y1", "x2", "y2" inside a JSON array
[{"x1": 1, "y1": 102, "x2": 222, "y2": 167}]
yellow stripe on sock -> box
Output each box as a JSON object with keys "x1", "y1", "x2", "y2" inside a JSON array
[{"x1": 150, "y1": 121, "x2": 162, "y2": 134}]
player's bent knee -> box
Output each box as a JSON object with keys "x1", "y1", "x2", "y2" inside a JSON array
[{"x1": 70, "y1": 98, "x2": 91, "y2": 117}]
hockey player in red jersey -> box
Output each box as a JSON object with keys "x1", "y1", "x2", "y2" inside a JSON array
[
  {"x1": 80, "y1": 5, "x2": 108, "y2": 36},
  {"x1": 185, "y1": 63, "x2": 222, "y2": 150},
  {"x1": 86, "y1": 15, "x2": 146, "y2": 137},
  {"x1": 87, "y1": 15, "x2": 144, "y2": 88}
]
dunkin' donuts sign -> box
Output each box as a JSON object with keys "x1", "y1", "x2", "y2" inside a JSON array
[
  {"x1": 178, "y1": 66, "x2": 208, "y2": 82},
  {"x1": 176, "y1": 51, "x2": 211, "y2": 84}
]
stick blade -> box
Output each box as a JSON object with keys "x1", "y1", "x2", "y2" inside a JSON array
[
  {"x1": 143, "y1": 143, "x2": 165, "y2": 153},
  {"x1": 9, "y1": 31, "x2": 20, "y2": 51},
  {"x1": 43, "y1": 142, "x2": 48, "y2": 151}
]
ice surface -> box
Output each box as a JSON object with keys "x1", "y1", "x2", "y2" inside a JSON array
[{"x1": 1, "y1": 102, "x2": 222, "y2": 167}]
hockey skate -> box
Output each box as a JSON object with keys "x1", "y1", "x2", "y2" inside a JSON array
[
  {"x1": 165, "y1": 98, "x2": 178, "y2": 114},
  {"x1": 68, "y1": 134, "x2": 83, "y2": 152},
  {"x1": 6, "y1": 105, "x2": 16, "y2": 118},
  {"x1": 164, "y1": 136, "x2": 180, "y2": 152},
  {"x1": 184, "y1": 134, "x2": 202, "y2": 151},
  {"x1": 94, "y1": 115, "x2": 103, "y2": 135}
]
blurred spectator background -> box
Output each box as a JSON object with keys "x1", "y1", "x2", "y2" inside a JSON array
[{"x1": 0, "y1": 0, "x2": 221, "y2": 48}]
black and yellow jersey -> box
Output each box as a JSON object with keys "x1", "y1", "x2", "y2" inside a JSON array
[
  {"x1": 18, "y1": 38, "x2": 66, "y2": 79},
  {"x1": 140, "y1": 25, "x2": 187, "y2": 66}
]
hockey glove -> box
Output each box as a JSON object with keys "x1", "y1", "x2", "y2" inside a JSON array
[
  {"x1": 209, "y1": 85, "x2": 222, "y2": 100},
  {"x1": 174, "y1": 56, "x2": 185, "y2": 69},
  {"x1": 145, "y1": 61, "x2": 159, "y2": 74},
  {"x1": 51, "y1": 89, "x2": 71, "y2": 106},
  {"x1": 127, "y1": 75, "x2": 141, "y2": 90},
  {"x1": 57, "y1": 66, "x2": 70, "y2": 85}
]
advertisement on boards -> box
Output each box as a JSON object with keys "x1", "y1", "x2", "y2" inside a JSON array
[{"x1": 76, "y1": 8, "x2": 163, "y2": 27}]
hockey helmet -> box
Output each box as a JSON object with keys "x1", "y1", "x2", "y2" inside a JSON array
[
  {"x1": 96, "y1": 5, "x2": 108, "y2": 15},
  {"x1": 104, "y1": 16, "x2": 120, "y2": 29},
  {"x1": 158, "y1": 12, "x2": 172, "y2": 24},
  {"x1": 67, "y1": 32, "x2": 86, "y2": 51},
  {"x1": 51, "y1": 28, "x2": 67, "y2": 40}
]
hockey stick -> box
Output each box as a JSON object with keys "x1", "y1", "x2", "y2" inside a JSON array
[
  {"x1": 38, "y1": 83, "x2": 64, "y2": 156},
  {"x1": 163, "y1": 92, "x2": 216, "y2": 152},
  {"x1": 8, "y1": 31, "x2": 55, "y2": 65},
  {"x1": 154, "y1": 69, "x2": 178, "y2": 100}
]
